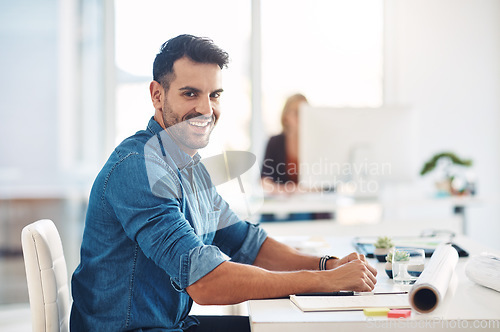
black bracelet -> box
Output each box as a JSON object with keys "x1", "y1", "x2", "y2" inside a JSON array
[{"x1": 319, "y1": 255, "x2": 338, "y2": 271}]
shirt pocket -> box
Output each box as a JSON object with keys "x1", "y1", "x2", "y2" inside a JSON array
[
  {"x1": 207, "y1": 208, "x2": 221, "y2": 227},
  {"x1": 201, "y1": 208, "x2": 221, "y2": 241}
]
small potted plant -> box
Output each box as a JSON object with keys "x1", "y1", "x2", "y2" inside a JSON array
[{"x1": 373, "y1": 236, "x2": 394, "y2": 262}]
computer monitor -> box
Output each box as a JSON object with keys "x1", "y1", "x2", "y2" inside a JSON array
[{"x1": 298, "y1": 106, "x2": 417, "y2": 195}]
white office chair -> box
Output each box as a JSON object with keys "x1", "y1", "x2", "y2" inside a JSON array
[{"x1": 21, "y1": 219, "x2": 71, "y2": 332}]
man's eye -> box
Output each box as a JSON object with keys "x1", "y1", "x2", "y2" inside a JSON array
[
  {"x1": 184, "y1": 92, "x2": 196, "y2": 97},
  {"x1": 211, "y1": 92, "x2": 221, "y2": 99}
]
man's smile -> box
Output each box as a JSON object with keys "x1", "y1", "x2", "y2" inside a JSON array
[{"x1": 187, "y1": 119, "x2": 210, "y2": 127}]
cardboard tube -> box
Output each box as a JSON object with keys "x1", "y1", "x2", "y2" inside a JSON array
[{"x1": 409, "y1": 244, "x2": 459, "y2": 313}]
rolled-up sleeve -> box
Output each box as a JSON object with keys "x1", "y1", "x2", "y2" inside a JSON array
[
  {"x1": 230, "y1": 222, "x2": 268, "y2": 264},
  {"x1": 178, "y1": 245, "x2": 227, "y2": 289},
  {"x1": 213, "y1": 221, "x2": 268, "y2": 265}
]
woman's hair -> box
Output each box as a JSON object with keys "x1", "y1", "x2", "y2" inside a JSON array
[
  {"x1": 281, "y1": 93, "x2": 308, "y2": 131},
  {"x1": 153, "y1": 34, "x2": 229, "y2": 90}
]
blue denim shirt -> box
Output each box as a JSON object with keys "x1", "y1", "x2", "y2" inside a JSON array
[{"x1": 70, "y1": 118, "x2": 267, "y2": 331}]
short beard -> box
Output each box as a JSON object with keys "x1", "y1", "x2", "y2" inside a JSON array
[{"x1": 161, "y1": 100, "x2": 217, "y2": 152}]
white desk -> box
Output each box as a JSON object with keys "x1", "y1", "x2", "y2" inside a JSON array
[
  {"x1": 259, "y1": 193, "x2": 481, "y2": 235},
  {"x1": 248, "y1": 236, "x2": 500, "y2": 331}
]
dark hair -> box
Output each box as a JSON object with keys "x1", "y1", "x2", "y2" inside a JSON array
[{"x1": 153, "y1": 34, "x2": 229, "y2": 89}]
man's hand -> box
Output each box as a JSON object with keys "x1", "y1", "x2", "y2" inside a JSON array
[
  {"x1": 327, "y1": 252, "x2": 378, "y2": 276},
  {"x1": 323, "y1": 258, "x2": 378, "y2": 292},
  {"x1": 322, "y1": 252, "x2": 378, "y2": 292}
]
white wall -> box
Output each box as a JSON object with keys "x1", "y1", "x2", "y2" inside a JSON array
[{"x1": 385, "y1": 0, "x2": 500, "y2": 249}]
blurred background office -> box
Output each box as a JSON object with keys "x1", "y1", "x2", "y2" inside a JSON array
[{"x1": 0, "y1": 0, "x2": 499, "y2": 317}]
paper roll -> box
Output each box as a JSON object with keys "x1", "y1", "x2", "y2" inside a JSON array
[{"x1": 409, "y1": 244, "x2": 459, "y2": 313}]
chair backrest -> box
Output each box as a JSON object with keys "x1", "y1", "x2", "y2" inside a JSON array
[{"x1": 21, "y1": 219, "x2": 70, "y2": 332}]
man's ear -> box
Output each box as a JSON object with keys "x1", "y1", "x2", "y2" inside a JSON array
[{"x1": 150, "y1": 81, "x2": 163, "y2": 111}]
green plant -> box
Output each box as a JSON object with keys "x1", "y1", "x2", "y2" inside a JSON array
[
  {"x1": 374, "y1": 236, "x2": 394, "y2": 249},
  {"x1": 420, "y1": 152, "x2": 472, "y2": 177},
  {"x1": 393, "y1": 250, "x2": 410, "y2": 262},
  {"x1": 385, "y1": 251, "x2": 393, "y2": 263}
]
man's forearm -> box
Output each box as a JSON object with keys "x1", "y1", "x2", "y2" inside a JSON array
[
  {"x1": 253, "y1": 237, "x2": 324, "y2": 271},
  {"x1": 186, "y1": 237, "x2": 377, "y2": 305},
  {"x1": 186, "y1": 237, "x2": 335, "y2": 305},
  {"x1": 187, "y1": 255, "x2": 376, "y2": 305},
  {"x1": 186, "y1": 260, "x2": 324, "y2": 305}
]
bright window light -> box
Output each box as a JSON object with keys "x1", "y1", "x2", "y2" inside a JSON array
[{"x1": 261, "y1": 0, "x2": 384, "y2": 135}]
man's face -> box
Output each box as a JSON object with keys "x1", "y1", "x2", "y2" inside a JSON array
[{"x1": 153, "y1": 56, "x2": 223, "y2": 156}]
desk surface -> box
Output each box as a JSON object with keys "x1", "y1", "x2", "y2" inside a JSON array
[
  {"x1": 259, "y1": 193, "x2": 484, "y2": 236},
  {"x1": 259, "y1": 192, "x2": 482, "y2": 213},
  {"x1": 248, "y1": 236, "x2": 500, "y2": 332}
]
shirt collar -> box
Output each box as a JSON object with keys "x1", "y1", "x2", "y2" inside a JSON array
[{"x1": 147, "y1": 117, "x2": 201, "y2": 170}]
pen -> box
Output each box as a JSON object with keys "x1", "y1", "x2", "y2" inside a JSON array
[
  {"x1": 354, "y1": 291, "x2": 408, "y2": 296},
  {"x1": 271, "y1": 291, "x2": 354, "y2": 299},
  {"x1": 270, "y1": 291, "x2": 408, "y2": 300},
  {"x1": 295, "y1": 291, "x2": 355, "y2": 297}
]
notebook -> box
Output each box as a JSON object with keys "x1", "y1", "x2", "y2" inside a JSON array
[{"x1": 290, "y1": 294, "x2": 410, "y2": 312}]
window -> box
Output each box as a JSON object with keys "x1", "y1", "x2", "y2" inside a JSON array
[{"x1": 260, "y1": 0, "x2": 384, "y2": 135}]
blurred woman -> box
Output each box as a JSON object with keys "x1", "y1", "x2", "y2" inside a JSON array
[{"x1": 261, "y1": 93, "x2": 307, "y2": 194}]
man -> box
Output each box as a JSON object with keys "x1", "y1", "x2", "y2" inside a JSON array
[{"x1": 71, "y1": 34, "x2": 377, "y2": 332}]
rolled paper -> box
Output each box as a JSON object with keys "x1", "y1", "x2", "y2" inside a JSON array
[{"x1": 409, "y1": 244, "x2": 459, "y2": 313}]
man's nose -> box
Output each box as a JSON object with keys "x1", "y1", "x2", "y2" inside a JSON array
[{"x1": 196, "y1": 95, "x2": 213, "y2": 116}]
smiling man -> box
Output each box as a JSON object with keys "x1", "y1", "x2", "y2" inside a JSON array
[
  {"x1": 152, "y1": 55, "x2": 223, "y2": 155},
  {"x1": 70, "y1": 34, "x2": 377, "y2": 332}
]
